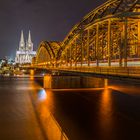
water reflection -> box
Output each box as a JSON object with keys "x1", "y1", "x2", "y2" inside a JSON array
[
  {"x1": 99, "y1": 79, "x2": 116, "y2": 139},
  {"x1": 100, "y1": 79, "x2": 112, "y2": 120},
  {"x1": 31, "y1": 76, "x2": 140, "y2": 140},
  {"x1": 37, "y1": 102, "x2": 69, "y2": 140},
  {"x1": 100, "y1": 89, "x2": 113, "y2": 125},
  {"x1": 25, "y1": 77, "x2": 69, "y2": 140},
  {"x1": 38, "y1": 89, "x2": 47, "y2": 102},
  {"x1": 30, "y1": 76, "x2": 34, "y2": 80},
  {"x1": 31, "y1": 88, "x2": 69, "y2": 140},
  {"x1": 1, "y1": 75, "x2": 140, "y2": 140}
]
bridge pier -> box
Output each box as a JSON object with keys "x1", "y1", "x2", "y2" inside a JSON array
[{"x1": 43, "y1": 75, "x2": 105, "y2": 89}]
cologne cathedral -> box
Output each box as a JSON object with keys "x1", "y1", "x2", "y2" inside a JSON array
[{"x1": 15, "y1": 30, "x2": 36, "y2": 64}]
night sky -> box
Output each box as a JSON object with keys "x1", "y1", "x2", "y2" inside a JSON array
[{"x1": 0, "y1": 0, "x2": 106, "y2": 59}]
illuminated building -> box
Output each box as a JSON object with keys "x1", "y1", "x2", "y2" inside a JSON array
[{"x1": 15, "y1": 30, "x2": 36, "y2": 64}]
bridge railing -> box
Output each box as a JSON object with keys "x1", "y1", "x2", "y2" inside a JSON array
[
  {"x1": 52, "y1": 66, "x2": 140, "y2": 78},
  {"x1": 28, "y1": 63, "x2": 140, "y2": 78}
]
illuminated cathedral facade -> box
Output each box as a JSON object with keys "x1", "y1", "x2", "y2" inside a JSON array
[{"x1": 15, "y1": 30, "x2": 36, "y2": 64}]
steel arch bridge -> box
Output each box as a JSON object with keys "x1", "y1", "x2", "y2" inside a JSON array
[
  {"x1": 36, "y1": 41, "x2": 61, "y2": 67},
  {"x1": 35, "y1": 0, "x2": 140, "y2": 69}
]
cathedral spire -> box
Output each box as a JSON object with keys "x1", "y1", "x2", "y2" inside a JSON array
[
  {"x1": 20, "y1": 30, "x2": 24, "y2": 43},
  {"x1": 19, "y1": 30, "x2": 25, "y2": 51},
  {"x1": 28, "y1": 30, "x2": 32, "y2": 43},
  {"x1": 26, "y1": 30, "x2": 33, "y2": 51}
]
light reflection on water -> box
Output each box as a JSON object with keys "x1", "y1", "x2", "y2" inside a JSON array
[
  {"x1": 38, "y1": 89, "x2": 47, "y2": 102},
  {"x1": 42, "y1": 75, "x2": 140, "y2": 139},
  {"x1": 98, "y1": 79, "x2": 118, "y2": 139},
  {"x1": 36, "y1": 99, "x2": 69, "y2": 140},
  {"x1": 30, "y1": 76, "x2": 34, "y2": 80},
  {"x1": 31, "y1": 85, "x2": 69, "y2": 140},
  {"x1": 1, "y1": 75, "x2": 140, "y2": 140},
  {"x1": 99, "y1": 87, "x2": 115, "y2": 138}
]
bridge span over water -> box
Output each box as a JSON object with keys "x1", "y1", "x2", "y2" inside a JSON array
[{"x1": 29, "y1": 0, "x2": 140, "y2": 78}]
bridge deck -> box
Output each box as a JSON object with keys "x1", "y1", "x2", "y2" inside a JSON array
[{"x1": 25, "y1": 66, "x2": 140, "y2": 79}]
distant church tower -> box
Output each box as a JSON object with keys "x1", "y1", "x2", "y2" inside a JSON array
[
  {"x1": 26, "y1": 30, "x2": 33, "y2": 51},
  {"x1": 15, "y1": 30, "x2": 36, "y2": 64},
  {"x1": 19, "y1": 30, "x2": 25, "y2": 51}
]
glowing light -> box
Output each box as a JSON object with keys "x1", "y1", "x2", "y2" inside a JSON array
[
  {"x1": 30, "y1": 70, "x2": 34, "y2": 76},
  {"x1": 99, "y1": 87, "x2": 114, "y2": 133},
  {"x1": 44, "y1": 75, "x2": 52, "y2": 89},
  {"x1": 30, "y1": 76, "x2": 34, "y2": 80},
  {"x1": 104, "y1": 79, "x2": 108, "y2": 89},
  {"x1": 38, "y1": 89, "x2": 47, "y2": 101}
]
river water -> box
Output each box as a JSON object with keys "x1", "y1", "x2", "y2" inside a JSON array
[{"x1": 0, "y1": 76, "x2": 140, "y2": 140}]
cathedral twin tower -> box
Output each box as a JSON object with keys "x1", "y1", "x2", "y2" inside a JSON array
[{"x1": 15, "y1": 30, "x2": 36, "y2": 64}]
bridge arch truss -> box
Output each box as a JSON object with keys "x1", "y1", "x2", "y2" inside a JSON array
[
  {"x1": 36, "y1": 0, "x2": 140, "y2": 68},
  {"x1": 57, "y1": 0, "x2": 140, "y2": 67},
  {"x1": 36, "y1": 41, "x2": 61, "y2": 67}
]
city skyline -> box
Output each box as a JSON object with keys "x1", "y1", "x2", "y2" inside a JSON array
[{"x1": 0, "y1": 0, "x2": 106, "y2": 59}]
